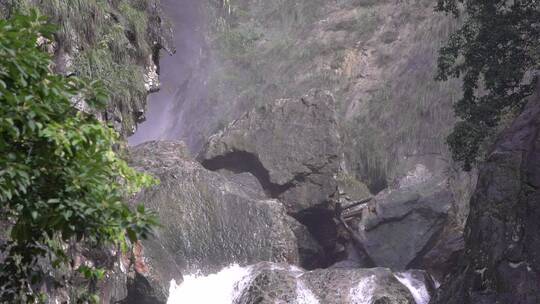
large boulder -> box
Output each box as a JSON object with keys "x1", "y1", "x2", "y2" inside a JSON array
[
  {"x1": 129, "y1": 141, "x2": 300, "y2": 277},
  {"x1": 432, "y1": 94, "x2": 540, "y2": 303},
  {"x1": 198, "y1": 89, "x2": 341, "y2": 214},
  {"x1": 350, "y1": 164, "x2": 460, "y2": 274}
]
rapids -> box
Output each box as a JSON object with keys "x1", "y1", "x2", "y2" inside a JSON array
[{"x1": 168, "y1": 265, "x2": 431, "y2": 304}]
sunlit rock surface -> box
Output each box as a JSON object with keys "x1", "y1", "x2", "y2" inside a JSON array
[
  {"x1": 199, "y1": 89, "x2": 341, "y2": 214},
  {"x1": 129, "y1": 141, "x2": 299, "y2": 276}
]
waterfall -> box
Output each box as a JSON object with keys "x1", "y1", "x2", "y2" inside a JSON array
[
  {"x1": 394, "y1": 272, "x2": 431, "y2": 304},
  {"x1": 167, "y1": 264, "x2": 251, "y2": 304}
]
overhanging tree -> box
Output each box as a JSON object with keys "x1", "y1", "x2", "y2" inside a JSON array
[
  {"x1": 436, "y1": 0, "x2": 540, "y2": 170},
  {"x1": 0, "y1": 11, "x2": 157, "y2": 303}
]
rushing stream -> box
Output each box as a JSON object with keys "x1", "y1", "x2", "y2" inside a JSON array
[
  {"x1": 167, "y1": 265, "x2": 251, "y2": 304},
  {"x1": 167, "y1": 264, "x2": 431, "y2": 304}
]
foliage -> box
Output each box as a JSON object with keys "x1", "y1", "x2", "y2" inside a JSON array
[
  {"x1": 0, "y1": 0, "x2": 167, "y2": 136},
  {"x1": 0, "y1": 11, "x2": 157, "y2": 303},
  {"x1": 436, "y1": 0, "x2": 540, "y2": 170}
]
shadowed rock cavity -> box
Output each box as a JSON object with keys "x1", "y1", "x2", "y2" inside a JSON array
[
  {"x1": 201, "y1": 150, "x2": 293, "y2": 198},
  {"x1": 200, "y1": 151, "x2": 341, "y2": 269},
  {"x1": 292, "y1": 207, "x2": 343, "y2": 268}
]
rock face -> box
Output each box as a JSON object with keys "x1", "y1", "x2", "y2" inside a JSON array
[
  {"x1": 432, "y1": 96, "x2": 540, "y2": 303},
  {"x1": 197, "y1": 88, "x2": 470, "y2": 272},
  {"x1": 162, "y1": 0, "x2": 462, "y2": 194},
  {"x1": 340, "y1": 164, "x2": 463, "y2": 280},
  {"x1": 198, "y1": 90, "x2": 345, "y2": 267},
  {"x1": 199, "y1": 89, "x2": 341, "y2": 214},
  {"x1": 236, "y1": 263, "x2": 417, "y2": 304},
  {"x1": 129, "y1": 141, "x2": 300, "y2": 276},
  {"x1": 165, "y1": 0, "x2": 476, "y2": 279}
]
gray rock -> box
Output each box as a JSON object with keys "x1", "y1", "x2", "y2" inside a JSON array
[
  {"x1": 235, "y1": 263, "x2": 416, "y2": 304},
  {"x1": 198, "y1": 89, "x2": 341, "y2": 214},
  {"x1": 218, "y1": 171, "x2": 268, "y2": 200},
  {"x1": 303, "y1": 268, "x2": 415, "y2": 304},
  {"x1": 121, "y1": 240, "x2": 180, "y2": 304},
  {"x1": 353, "y1": 167, "x2": 455, "y2": 270},
  {"x1": 129, "y1": 141, "x2": 300, "y2": 276},
  {"x1": 432, "y1": 92, "x2": 540, "y2": 303},
  {"x1": 235, "y1": 263, "x2": 300, "y2": 304}
]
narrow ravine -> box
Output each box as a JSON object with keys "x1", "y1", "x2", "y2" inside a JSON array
[{"x1": 123, "y1": 1, "x2": 477, "y2": 304}]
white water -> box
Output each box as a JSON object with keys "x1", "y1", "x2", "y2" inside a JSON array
[
  {"x1": 349, "y1": 275, "x2": 376, "y2": 304},
  {"x1": 167, "y1": 264, "x2": 251, "y2": 304},
  {"x1": 296, "y1": 279, "x2": 320, "y2": 304},
  {"x1": 394, "y1": 272, "x2": 431, "y2": 304},
  {"x1": 168, "y1": 265, "x2": 431, "y2": 304}
]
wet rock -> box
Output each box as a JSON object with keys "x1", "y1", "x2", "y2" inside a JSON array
[
  {"x1": 432, "y1": 95, "x2": 540, "y2": 303},
  {"x1": 394, "y1": 270, "x2": 437, "y2": 304},
  {"x1": 123, "y1": 272, "x2": 165, "y2": 304},
  {"x1": 121, "y1": 241, "x2": 179, "y2": 304},
  {"x1": 236, "y1": 263, "x2": 416, "y2": 304},
  {"x1": 198, "y1": 89, "x2": 341, "y2": 214},
  {"x1": 235, "y1": 264, "x2": 300, "y2": 304},
  {"x1": 303, "y1": 268, "x2": 415, "y2": 304},
  {"x1": 129, "y1": 141, "x2": 299, "y2": 276}
]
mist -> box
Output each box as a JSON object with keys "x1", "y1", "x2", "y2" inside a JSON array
[{"x1": 128, "y1": 0, "x2": 206, "y2": 146}]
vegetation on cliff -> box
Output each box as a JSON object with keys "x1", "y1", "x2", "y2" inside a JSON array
[
  {"x1": 194, "y1": 0, "x2": 461, "y2": 192},
  {"x1": 1, "y1": 0, "x2": 173, "y2": 136},
  {"x1": 0, "y1": 12, "x2": 156, "y2": 303},
  {"x1": 436, "y1": 0, "x2": 540, "y2": 170}
]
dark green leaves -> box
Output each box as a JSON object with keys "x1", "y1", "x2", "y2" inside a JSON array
[
  {"x1": 0, "y1": 11, "x2": 157, "y2": 303},
  {"x1": 436, "y1": 0, "x2": 540, "y2": 170}
]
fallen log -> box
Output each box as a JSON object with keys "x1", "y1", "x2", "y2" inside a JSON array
[{"x1": 341, "y1": 197, "x2": 373, "y2": 210}]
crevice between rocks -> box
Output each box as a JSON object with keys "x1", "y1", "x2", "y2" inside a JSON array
[
  {"x1": 200, "y1": 150, "x2": 343, "y2": 269},
  {"x1": 406, "y1": 216, "x2": 448, "y2": 270},
  {"x1": 293, "y1": 205, "x2": 342, "y2": 269}
]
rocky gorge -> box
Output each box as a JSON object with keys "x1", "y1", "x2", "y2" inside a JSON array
[
  {"x1": 4, "y1": 0, "x2": 539, "y2": 303},
  {"x1": 122, "y1": 1, "x2": 477, "y2": 302}
]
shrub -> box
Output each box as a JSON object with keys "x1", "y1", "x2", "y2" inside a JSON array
[{"x1": 0, "y1": 11, "x2": 157, "y2": 303}]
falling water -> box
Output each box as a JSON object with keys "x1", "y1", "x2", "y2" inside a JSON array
[
  {"x1": 394, "y1": 272, "x2": 431, "y2": 304},
  {"x1": 296, "y1": 280, "x2": 320, "y2": 304},
  {"x1": 167, "y1": 264, "x2": 251, "y2": 304},
  {"x1": 128, "y1": 0, "x2": 206, "y2": 146},
  {"x1": 349, "y1": 275, "x2": 376, "y2": 304}
]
